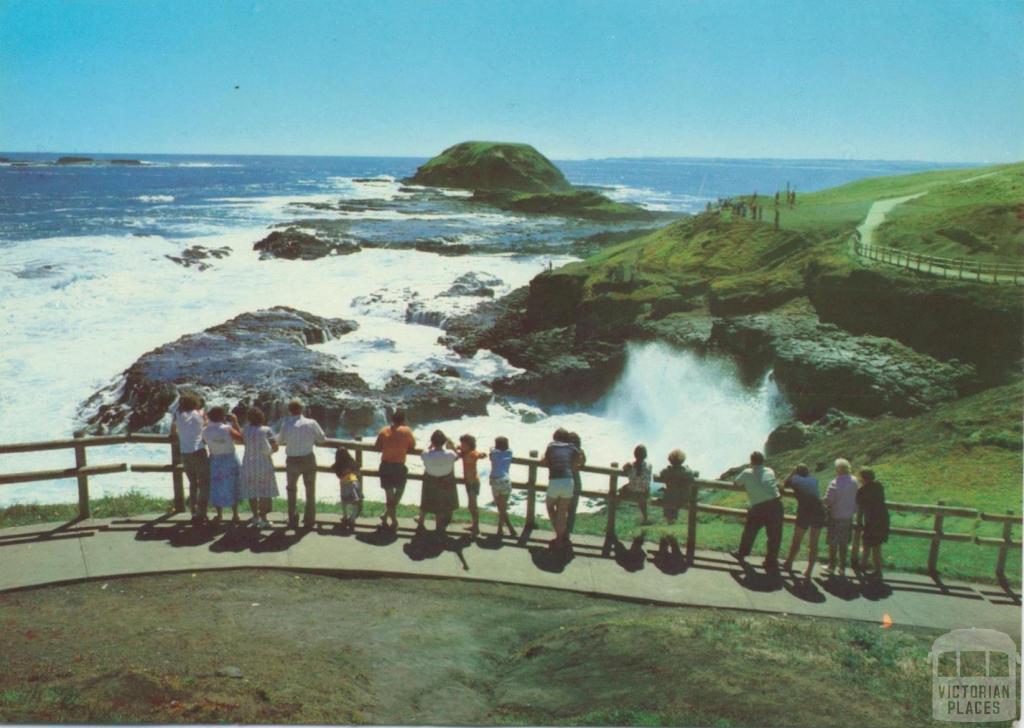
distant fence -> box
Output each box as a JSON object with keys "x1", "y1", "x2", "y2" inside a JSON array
[
  {"x1": 851, "y1": 230, "x2": 1024, "y2": 285},
  {"x1": 1, "y1": 434, "x2": 1021, "y2": 583}
]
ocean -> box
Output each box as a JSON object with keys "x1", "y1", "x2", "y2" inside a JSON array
[{"x1": 0, "y1": 153, "x2": 961, "y2": 508}]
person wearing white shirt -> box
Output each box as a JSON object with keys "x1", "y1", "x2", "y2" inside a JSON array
[
  {"x1": 275, "y1": 399, "x2": 327, "y2": 529},
  {"x1": 169, "y1": 393, "x2": 209, "y2": 524},
  {"x1": 419, "y1": 429, "x2": 459, "y2": 538}
]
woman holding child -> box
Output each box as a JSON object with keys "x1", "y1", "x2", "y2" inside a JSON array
[{"x1": 420, "y1": 430, "x2": 459, "y2": 537}]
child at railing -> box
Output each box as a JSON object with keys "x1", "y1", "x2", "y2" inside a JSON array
[
  {"x1": 332, "y1": 447, "x2": 362, "y2": 529},
  {"x1": 489, "y1": 436, "x2": 516, "y2": 538},
  {"x1": 658, "y1": 449, "x2": 699, "y2": 525},
  {"x1": 457, "y1": 434, "x2": 487, "y2": 536},
  {"x1": 621, "y1": 444, "x2": 653, "y2": 526},
  {"x1": 857, "y1": 468, "x2": 890, "y2": 580}
]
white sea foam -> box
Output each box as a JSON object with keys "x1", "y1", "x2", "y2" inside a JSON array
[{"x1": 135, "y1": 194, "x2": 175, "y2": 203}]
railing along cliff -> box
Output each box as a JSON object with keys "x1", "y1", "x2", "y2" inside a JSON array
[
  {"x1": 0, "y1": 434, "x2": 1020, "y2": 584},
  {"x1": 851, "y1": 230, "x2": 1024, "y2": 285}
]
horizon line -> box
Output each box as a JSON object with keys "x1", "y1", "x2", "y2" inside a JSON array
[{"x1": 0, "y1": 149, "x2": 1002, "y2": 167}]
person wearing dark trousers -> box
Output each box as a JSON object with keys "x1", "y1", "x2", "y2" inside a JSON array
[
  {"x1": 732, "y1": 451, "x2": 783, "y2": 572},
  {"x1": 565, "y1": 432, "x2": 586, "y2": 533},
  {"x1": 275, "y1": 399, "x2": 326, "y2": 530},
  {"x1": 170, "y1": 393, "x2": 210, "y2": 525}
]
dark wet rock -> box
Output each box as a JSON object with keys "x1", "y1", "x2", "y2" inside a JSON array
[
  {"x1": 253, "y1": 227, "x2": 360, "y2": 260},
  {"x1": 630, "y1": 312, "x2": 713, "y2": 351},
  {"x1": 441, "y1": 271, "x2": 502, "y2": 298},
  {"x1": 405, "y1": 301, "x2": 449, "y2": 328},
  {"x1": 413, "y1": 240, "x2": 472, "y2": 256},
  {"x1": 382, "y1": 373, "x2": 490, "y2": 424},
  {"x1": 441, "y1": 287, "x2": 531, "y2": 356},
  {"x1": 13, "y1": 263, "x2": 63, "y2": 279},
  {"x1": 111, "y1": 159, "x2": 142, "y2": 165},
  {"x1": 765, "y1": 409, "x2": 867, "y2": 456},
  {"x1": 434, "y1": 367, "x2": 461, "y2": 378},
  {"x1": 79, "y1": 307, "x2": 495, "y2": 436},
  {"x1": 56, "y1": 156, "x2": 94, "y2": 165},
  {"x1": 164, "y1": 245, "x2": 232, "y2": 272},
  {"x1": 709, "y1": 299, "x2": 977, "y2": 419}
]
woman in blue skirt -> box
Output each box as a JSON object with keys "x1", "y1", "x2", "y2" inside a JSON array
[{"x1": 202, "y1": 406, "x2": 243, "y2": 523}]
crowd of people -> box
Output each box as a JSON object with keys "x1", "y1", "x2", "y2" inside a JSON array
[{"x1": 171, "y1": 398, "x2": 890, "y2": 579}]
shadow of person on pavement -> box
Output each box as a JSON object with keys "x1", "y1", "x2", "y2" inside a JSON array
[
  {"x1": 250, "y1": 527, "x2": 308, "y2": 553},
  {"x1": 652, "y1": 536, "x2": 687, "y2": 575},
  {"x1": 402, "y1": 528, "x2": 446, "y2": 562},
  {"x1": 476, "y1": 533, "x2": 506, "y2": 551},
  {"x1": 730, "y1": 562, "x2": 785, "y2": 593},
  {"x1": 859, "y1": 577, "x2": 894, "y2": 601},
  {"x1": 209, "y1": 524, "x2": 262, "y2": 553},
  {"x1": 612, "y1": 535, "x2": 647, "y2": 573},
  {"x1": 356, "y1": 523, "x2": 399, "y2": 548},
  {"x1": 168, "y1": 521, "x2": 220, "y2": 548},
  {"x1": 529, "y1": 542, "x2": 575, "y2": 573},
  {"x1": 818, "y1": 575, "x2": 861, "y2": 601},
  {"x1": 783, "y1": 577, "x2": 827, "y2": 603}
]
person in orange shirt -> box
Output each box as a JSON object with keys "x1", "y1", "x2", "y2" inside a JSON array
[
  {"x1": 456, "y1": 434, "x2": 487, "y2": 535},
  {"x1": 374, "y1": 410, "x2": 416, "y2": 532}
]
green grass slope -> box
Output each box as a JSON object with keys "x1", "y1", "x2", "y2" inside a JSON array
[
  {"x1": 875, "y1": 164, "x2": 1024, "y2": 261},
  {"x1": 407, "y1": 141, "x2": 572, "y2": 193}
]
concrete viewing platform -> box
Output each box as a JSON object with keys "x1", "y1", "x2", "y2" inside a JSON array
[{"x1": 0, "y1": 513, "x2": 1019, "y2": 642}]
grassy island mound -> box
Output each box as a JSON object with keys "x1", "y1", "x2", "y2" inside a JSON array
[
  {"x1": 407, "y1": 141, "x2": 658, "y2": 221},
  {"x1": 407, "y1": 141, "x2": 572, "y2": 193}
]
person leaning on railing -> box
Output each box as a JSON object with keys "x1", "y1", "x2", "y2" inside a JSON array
[
  {"x1": 540, "y1": 428, "x2": 579, "y2": 549},
  {"x1": 169, "y1": 393, "x2": 210, "y2": 525},
  {"x1": 375, "y1": 410, "x2": 416, "y2": 532},
  {"x1": 731, "y1": 451, "x2": 784, "y2": 572},
  {"x1": 657, "y1": 449, "x2": 698, "y2": 525},
  {"x1": 275, "y1": 399, "x2": 326, "y2": 530}
]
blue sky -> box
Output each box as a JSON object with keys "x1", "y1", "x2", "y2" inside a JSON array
[{"x1": 1, "y1": 0, "x2": 1021, "y2": 162}]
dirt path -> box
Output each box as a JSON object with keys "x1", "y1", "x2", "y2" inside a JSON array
[{"x1": 854, "y1": 192, "x2": 926, "y2": 247}]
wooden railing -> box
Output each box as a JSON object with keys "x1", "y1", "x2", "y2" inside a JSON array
[
  {"x1": 852, "y1": 231, "x2": 1024, "y2": 285},
  {"x1": 1, "y1": 434, "x2": 1021, "y2": 583}
]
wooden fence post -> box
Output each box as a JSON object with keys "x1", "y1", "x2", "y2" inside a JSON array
[
  {"x1": 685, "y1": 482, "x2": 699, "y2": 564},
  {"x1": 170, "y1": 436, "x2": 185, "y2": 513},
  {"x1": 525, "y1": 450, "x2": 538, "y2": 531},
  {"x1": 995, "y1": 510, "x2": 1014, "y2": 584},
  {"x1": 353, "y1": 436, "x2": 363, "y2": 472},
  {"x1": 74, "y1": 432, "x2": 90, "y2": 519},
  {"x1": 603, "y1": 463, "x2": 620, "y2": 556},
  {"x1": 928, "y1": 500, "x2": 946, "y2": 576}
]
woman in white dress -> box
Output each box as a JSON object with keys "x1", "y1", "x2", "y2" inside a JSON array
[{"x1": 239, "y1": 407, "x2": 279, "y2": 528}]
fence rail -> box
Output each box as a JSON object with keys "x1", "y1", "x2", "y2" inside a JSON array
[
  {"x1": 1, "y1": 434, "x2": 1021, "y2": 583},
  {"x1": 851, "y1": 231, "x2": 1024, "y2": 285}
]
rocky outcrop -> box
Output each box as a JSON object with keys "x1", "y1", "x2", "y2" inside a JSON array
[
  {"x1": 253, "y1": 228, "x2": 360, "y2": 260},
  {"x1": 764, "y1": 409, "x2": 867, "y2": 456},
  {"x1": 709, "y1": 299, "x2": 977, "y2": 419},
  {"x1": 79, "y1": 307, "x2": 491, "y2": 436},
  {"x1": 56, "y1": 156, "x2": 94, "y2": 165},
  {"x1": 164, "y1": 245, "x2": 231, "y2": 272},
  {"x1": 441, "y1": 272, "x2": 502, "y2": 298},
  {"x1": 804, "y1": 262, "x2": 1023, "y2": 381},
  {"x1": 405, "y1": 141, "x2": 572, "y2": 193},
  {"x1": 111, "y1": 159, "x2": 142, "y2": 165}
]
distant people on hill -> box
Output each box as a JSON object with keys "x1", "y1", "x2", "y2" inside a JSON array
[
  {"x1": 540, "y1": 428, "x2": 580, "y2": 549},
  {"x1": 239, "y1": 407, "x2": 278, "y2": 529},
  {"x1": 276, "y1": 399, "x2": 326, "y2": 530},
  {"x1": 566, "y1": 431, "x2": 586, "y2": 533},
  {"x1": 857, "y1": 468, "x2": 890, "y2": 579},
  {"x1": 773, "y1": 208, "x2": 780, "y2": 230},
  {"x1": 202, "y1": 406, "x2": 243, "y2": 524},
  {"x1": 781, "y1": 463, "x2": 825, "y2": 580},
  {"x1": 489, "y1": 436, "x2": 517, "y2": 538},
  {"x1": 420, "y1": 430, "x2": 459, "y2": 538},
  {"x1": 824, "y1": 458, "x2": 859, "y2": 578},
  {"x1": 621, "y1": 444, "x2": 654, "y2": 525},
  {"x1": 732, "y1": 451, "x2": 783, "y2": 572},
  {"x1": 456, "y1": 434, "x2": 487, "y2": 536},
  {"x1": 375, "y1": 410, "x2": 416, "y2": 532},
  {"x1": 333, "y1": 446, "x2": 363, "y2": 529},
  {"x1": 658, "y1": 449, "x2": 698, "y2": 525},
  {"x1": 170, "y1": 393, "x2": 210, "y2": 525}
]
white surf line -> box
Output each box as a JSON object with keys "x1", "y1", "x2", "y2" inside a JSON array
[{"x1": 855, "y1": 192, "x2": 927, "y2": 246}]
